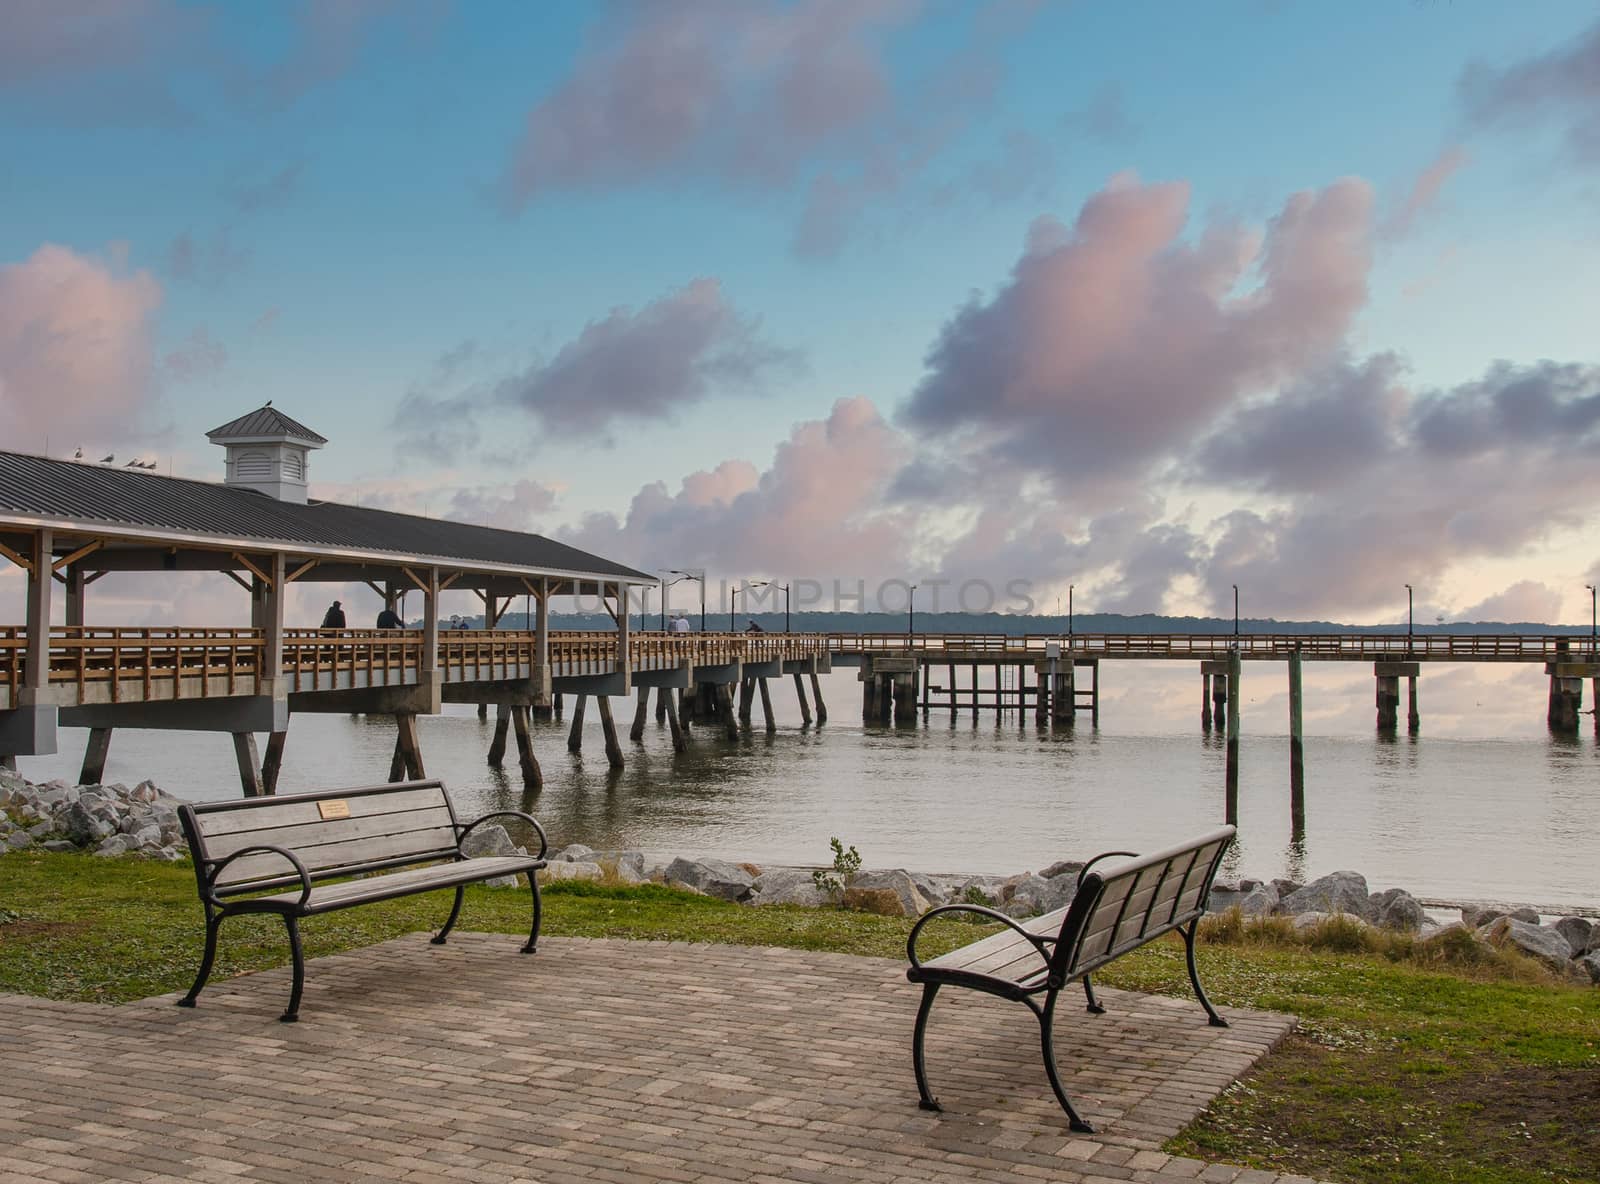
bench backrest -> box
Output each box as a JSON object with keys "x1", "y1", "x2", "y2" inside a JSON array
[
  {"x1": 1049, "y1": 825, "x2": 1235, "y2": 984},
  {"x1": 179, "y1": 779, "x2": 463, "y2": 898}
]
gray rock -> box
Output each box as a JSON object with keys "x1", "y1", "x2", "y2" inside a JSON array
[
  {"x1": 460, "y1": 824, "x2": 517, "y2": 859},
  {"x1": 1575, "y1": 952, "x2": 1600, "y2": 985},
  {"x1": 958, "y1": 876, "x2": 1008, "y2": 907},
  {"x1": 607, "y1": 851, "x2": 648, "y2": 884},
  {"x1": 1590, "y1": 928, "x2": 1600, "y2": 956},
  {"x1": 1370, "y1": 888, "x2": 1426, "y2": 932},
  {"x1": 94, "y1": 834, "x2": 132, "y2": 857},
  {"x1": 552, "y1": 843, "x2": 597, "y2": 863},
  {"x1": 664, "y1": 857, "x2": 754, "y2": 902},
  {"x1": 1554, "y1": 917, "x2": 1592, "y2": 956},
  {"x1": 132, "y1": 825, "x2": 164, "y2": 851},
  {"x1": 1272, "y1": 878, "x2": 1304, "y2": 899},
  {"x1": 1208, "y1": 887, "x2": 1245, "y2": 913},
  {"x1": 41, "y1": 839, "x2": 78, "y2": 854},
  {"x1": 153, "y1": 846, "x2": 184, "y2": 863},
  {"x1": 26, "y1": 821, "x2": 54, "y2": 839},
  {"x1": 851, "y1": 869, "x2": 934, "y2": 918},
  {"x1": 1039, "y1": 859, "x2": 1083, "y2": 880},
  {"x1": 1001, "y1": 872, "x2": 1076, "y2": 919},
  {"x1": 1282, "y1": 871, "x2": 1372, "y2": 919},
  {"x1": 1238, "y1": 883, "x2": 1281, "y2": 917},
  {"x1": 1509, "y1": 907, "x2": 1541, "y2": 925},
  {"x1": 906, "y1": 869, "x2": 949, "y2": 906},
  {"x1": 1483, "y1": 917, "x2": 1575, "y2": 972},
  {"x1": 1462, "y1": 906, "x2": 1506, "y2": 929},
  {"x1": 7, "y1": 830, "x2": 34, "y2": 851},
  {"x1": 1292, "y1": 910, "x2": 1376, "y2": 935},
  {"x1": 750, "y1": 867, "x2": 828, "y2": 908},
  {"x1": 542, "y1": 861, "x2": 603, "y2": 883}
]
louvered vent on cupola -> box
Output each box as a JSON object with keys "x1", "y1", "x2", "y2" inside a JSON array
[{"x1": 205, "y1": 405, "x2": 328, "y2": 504}]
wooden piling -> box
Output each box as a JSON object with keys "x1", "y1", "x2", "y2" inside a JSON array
[
  {"x1": 921, "y1": 663, "x2": 930, "y2": 716},
  {"x1": 1054, "y1": 666, "x2": 1075, "y2": 726},
  {"x1": 738, "y1": 677, "x2": 754, "y2": 726},
  {"x1": 233, "y1": 732, "x2": 264, "y2": 797},
  {"x1": 511, "y1": 705, "x2": 543, "y2": 789},
  {"x1": 1407, "y1": 675, "x2": 1420, "y2": 733},
  {"x1": 1288, "y1": 651, "x2": 1304, "y2": 838},
  {"x1": 79, "y1": 726, "x2": 113, "y2": 786},
  {"x1": 1200, "y1": 672, "x2": 1212, "y2": 731},
  {"x1": 395, "y1": 713, "x2": 426, "y2": 779},
  {"x1": 261, "y1": 729, "x2": 287, "y2": 796},
  {"x1": 716, "y1": 684, "x2": 740, "y2": 740},
  {"x1": 568, "y1": 695, "x2": 587, "y2": 752},
  {"x1": 809, "y1": 671, "x2": 827, "y2": 724},
  {"x1": 662, "y1": 687, "x2": 687, "y2": 752},
  {"x1": 1090, "y1": 660, "x2": 1100, "y2": 727},
  {"x1": 971, "y1": 663, "x2": 979, "y2": 718},
  {"x1": 554, "y1": 693, "x2": 564, "y2": 719},
  {"x1": 1224, "y1": 651, "x2": 1240, "y2": 826},
  {"x1": 948, "y1": 663, "x2": 957, "y2": 719},
  {"x1": 655, "y1": 689, "x2": 668, "y2": 724},
  {"x1": 596, "y1": 696, "x2": 625, "y2": 768},
  {"x1": 477, "y1": 702, "x2": 488, "y2": 721},
  {"x1": 630, "y1": 686, "x2": 649, "y2": 742},
  {"x1": 793, "y1": 672, "x2": 813, "y2": 725},
  {"x1": 487, "y1": 704, "x2": 510, "y2": 765},
  {"x1": 758, "y1": 678, "x2": 775, "y2": 733}
]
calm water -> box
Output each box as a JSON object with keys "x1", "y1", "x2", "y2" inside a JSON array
[{"x1": 17, "y1": 662, "x2": 1600, "y2": 910}]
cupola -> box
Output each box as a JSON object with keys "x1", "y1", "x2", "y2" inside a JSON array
[{"x1": 206, "y1": 404, "x2": 327, "y2": 503}]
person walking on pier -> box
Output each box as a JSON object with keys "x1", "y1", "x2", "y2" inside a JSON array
[
  {"x1": 376, "y1": 605, "x2": 402, "y2": 629},
  {"x1": 321, "y1": 600, "x2": 346, "y2": 629}
]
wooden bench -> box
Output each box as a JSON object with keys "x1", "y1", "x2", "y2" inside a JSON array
[
  {"x1": 905, "y1": 825, "x2": 1235, "y2": 1131},
  {"x1": 176, "y1": 778, "x2": 547, "y2": 1022}
]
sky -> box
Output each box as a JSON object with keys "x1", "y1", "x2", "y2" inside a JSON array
[{"x1": 3, "y1": 0, "x2": 1600, "y2": 627}]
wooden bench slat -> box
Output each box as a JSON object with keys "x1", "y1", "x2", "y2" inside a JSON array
[
  {"x1": 194, "y1": 785, "x2": 451, "y2": 838},
  {"x1": 202, "y1": 804, "x2": 456, "y2": 863},
  {"x1": 214, "y1": 826, "x2": 462, "y2": 887},
  {"x1": 250, "y1": 856, "x2": 540, "y2": 913}
]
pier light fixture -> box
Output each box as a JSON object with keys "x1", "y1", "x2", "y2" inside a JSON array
[
  {"x1": 1588, "y1": 584, "x2": 1596, "y2": 657},
  {"x1": 747, "y1": 580, "x2": 790, "y2": 633},
  {"x1": 665, "y1": 569, "x2": 706, "y2": 632},
  {"x1": 1068, "y1": 584, "x2": 1074, "y2": 641},
  {"x1": 908, "y1": 584, "x2": 918, "y2": 640},
  {"x1": 1405, "y1": 584, "x2": 1414, "y2": 648},
  {"x1": 1232, "y1": 584, "x2": 1239, "y2": 642},
  {"x1": 730, "y1": 584, "x2": 742, "y2": 632}
]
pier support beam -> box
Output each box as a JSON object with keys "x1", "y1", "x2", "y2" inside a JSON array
[
  {"x1": 810, "y1": 671, "x2": 827, "y2": 724},
  {"x1": 716, "y1": 684, "x2": 740, "y2": 740},
  {"x1": 1543, "y1": 662, "x2": 1598, "y2": 733},
  {"x1": 1374, "y1": 663, "x2": 1418, "y2": 732},
  {"x1": 1287, "y1": 651, "x2": 1305, "y2": 839},
  {"x1": 567, "y1": 696, "x2": 587, "y2": 752},
  {"x1": 596, "y1": 697, "x2": 625, "y2": 769},
  {"x1": 758, "y1": 678, "x2": 775, "y2": 733},
  {"x1": 893, "y1": 672, "x2": 918, "y2": 724},
  {"x1": 233, "y1": 732, "x2": 263, "y2": 798},
  {"x1": 661, "y1": 687, "x2": 686, "y2": 752},
  {"x1": 1200, "y1": 671, "x2": 1212, "y2": 731},
  {"x1": 488, "y1": 703, "x2": 510, "y2": 765},
  {"x1": 261, "y1": 729, "x2": 287, "y2": 796},
  {"x1": 79, "y1": 727, "x2": 113, "y2": 786},
  {"x1": 1224, "y1": 651, "x2": 1241, "y2": 826},
  {"x1": 738, "y1": 678, "x2": 754, "y2": 727},
  {"x1": 1408, "y1": 675, "x2": 1420, "y2": 734},
  {"x1": 389, "y1": 713, "x2": 425, "y2": 781},
  {"x1": 512, "y1": 705, "x2": 542, "y2": 789},
  {"x1": 793, "y1": 673, "x2": 813, "y2": 725},
  {"x1": 630, "y1": 686, "x2": 649, "y2": 743}
]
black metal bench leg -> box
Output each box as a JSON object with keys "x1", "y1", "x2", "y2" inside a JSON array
[
  {"x1": 521, "y1": 874, "x2": 542, "y2": 954},
  {"x1": 1038, "y1": 992, "x2": 1095, "y2": 1133},
  {"x1": 1184, "y1": 919, "x2": 1228, "y2": 1028},
  {"x1": 432, "y1": 885, "x2": 465, "y2": 945},
  {"x1": 281, "y1": 915, "x2": 306, "y2": 1023},
  {"x1": 1082, "y1": 973, "x2": 1106, "y2": 1015},
  {"x1": 911, "y1": 983, "x2": 942, "y2": 1112},
  {"x1": 178, "y1": 914, "x2": 222, "y2": 1009}
]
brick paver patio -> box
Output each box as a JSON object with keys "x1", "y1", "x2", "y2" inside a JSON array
[{"x1": 0, "y1": 934, "x2": 1331, "y2": 1183}]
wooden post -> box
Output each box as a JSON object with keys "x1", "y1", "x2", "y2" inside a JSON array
[
  {"x1": 948, "y1": 663, "x2": 957, "y2": 719},
  {"x1": 1407, "y1": 674, "x2": 1420, "y2": 733},
  {"x1": 717, "y1": 684, "x2": 740, "y2": 740},
  {"x1": 1035, "y1": 667, "x2": 1048, "y2": 724},
  {"x1": 1200, "y1": 671, "x2": 1212, "y2": 731},
  {"x1": 512, "y1": 705, "x2": 543, "y2": 789},
  {"x1": 793, "y1": 672, "x2": 813, "y2": 725},
  {"x1": 568, "y1": 695, "x2": 587, "y2": 752},
  {"x1": 233, "y1": 732, "x2": 264, "y2": 797},
  {"x1": 993, "y1": 664, "x2": 1002, "y2": 718},
  {"x1": 1090, "y1": 660, "x2": 1100, "y2": 727},
  {"x1": 630, "y1": 685, "x2": 649, "y2": 742},
  {"x1": 1225, "y1": 651, "x2": 1241, "y2": 826},
  {"x1": 655, "y1": 688, "x2": 668, "y2": 724},
  {"x1": 758, "y1": 678, "x2": 775, "y2": 732},
  {"x1": 921, "y1": 662, "x2": 930, "y2": 716},
  {"x1": 1288, "y1": 651, "x2": 1304, "y2": 839},
  {"x1": 662, "y1": 687, "x2": 686, "y2": 752},
  {"x1": 64, "y1": 565, "x2": 85, "y2": 628},
  {"x1": 970, "y1": 663, "x2": 979, "y2": 719},
  {"x1": 24, "y1": 528, "x2": 52, "y2": 695},
  {"x1": 395, "y1": 712, "x2": 426, "y2": 779},
  {"x1": 421, "y1": 568, "x2": 440, "y2": 677},
  {"x1": 809, "y1": 671, "x2": 827, "y2": 724},
  {"x1": 615, "y1": 582, "x2": 631, "y2": 678},
  {"x1": 477, "y1": 702, "x2": 489, "y2": 720},
  {"x1": 488, "y1": 703, "x2": 510, "y2": 765},
  {"x1": 597, "y1": 697, "x2": 625, "y2": 769},
  {"x1": 677, "y1": 686, "x2": 693, "y2": 729},
  {"x1": 79, "y1": 727, "x2": 113, "y2": 785},
  {"x1": 261, "y1": 729, "x2": 287, "y2": 795},
  {"x1": 535, "y1": 578, "x2": 550, "y2": 672},
  {"x1": 738, "y1": 677, "x2": 754, "y2": 726}
]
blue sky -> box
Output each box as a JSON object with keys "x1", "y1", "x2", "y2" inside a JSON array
[{"x1": 3, "y1": 1, "x2": 1600, "y2": 626}]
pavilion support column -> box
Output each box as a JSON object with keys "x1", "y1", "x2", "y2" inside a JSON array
[
  {"x1": 614, "y1": 582, "x2": 631, "y2": 679},
  {"x1": 535, "y1": 578, "x2": 550, "y2": 672},
  {"x1": 1288, "y1": 651, "x2": 1305, "y2": 840},
  {"x1": 64, "y1": 566, "x2": 85, "y2": 629},
  {"x1": 1224, "y1": 650, "x2": 1241, "y2": 827},
  {"x1": 809, "y1": 671, "x2": 827, "y2": 724},
  {"x1": 629, "y1": 686, "x2": 649, "y2": 743},
  {"x1": 261, "y1": 729, "x2": 288, "y2": 796},
  {"x1": 793, "y1": 673, "x2": 813, "y2": 725},
  {"x1": 568, "y1": 696, "x2": 587, "y2": 752},
  {"x1": 597, "y1": 697, "x2": 625, "y2": 769},
  {"x1": 488, "y1": 703, "x2": 511, "y2": 766},
  {"x1": 758, "y1": 678, "x2": 775, "y2": 733},
  {"x1": 24, "y1": 528, "x2": 53, "y2": 697},
  {"x1": 422, "y1": 567, "x2": 440, "y2": 681},
  {"x1": 512, "y1": 706, "x2": 543, "y2": 789},
  {"x1": 79, "y1": 727, "x2": 113, "y2": 786},
  {"x1": 233, "y1": 732, "x2": 264, "y2": 798},
  {"x1": 662, "y1": 687, "x2": 687, "y2": 752}
]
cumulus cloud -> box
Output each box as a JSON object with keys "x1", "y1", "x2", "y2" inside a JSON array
[
  {"x1": 0, "y1": 243, "x2": 162, "y2": 447},
  {"x1": 1460, "y1": 19, "x2": 1600, "y2": 164},
  {"x1": 902, "y1": 173, "x2": 1374, "y2": 487},
  {"x1": 1458, "y1": 581, "x2": 1565, "y2": 625}
]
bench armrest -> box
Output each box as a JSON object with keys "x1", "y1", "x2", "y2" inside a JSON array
[
  {"x1": 457, "y1": 810, "x2": 548, "y2": 860},
  {"x1": 1076, "y1": 850, "x2": 1139, "y2": 889},
  {"x1": 906, "y1": 904, "x2": 1054, "y2": 971},
  {"x1": 206, "y1": 845, "x2": 313, "y2": 909}
]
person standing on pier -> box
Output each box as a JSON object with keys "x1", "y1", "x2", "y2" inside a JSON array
[
  {"x1": 321, "y1": 600, "x2": 346, "y2": 629},
  {"x1": 376, "y1": 604, "x2": 402, "y2": 629}
]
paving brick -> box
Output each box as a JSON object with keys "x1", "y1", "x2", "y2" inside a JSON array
[{"x1": 0, "y1": 936, "x2": 1334, "y2": 1184}]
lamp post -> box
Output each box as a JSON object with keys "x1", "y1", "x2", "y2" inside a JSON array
[
  {"x1": 1068, "y1": 584, "x2": 1074, "y2": 643},
  {"x1": 1588, "y1": 584, "x2": 1596, "y2": 658},
  {"x1": 745, "y1": 580, "x2": 791, "y2": 632},
  {"x1": 730, "y1": 584, "x2": 741, "y2": 632},
  {"x1": 908, "y1": 584, "x2": 918, "y2": 641},
  {"x1": 1405, "y1": 584, "x2": 1413, "y2": 650},
  {"x1": 1232, "y1": 584, "x2": 1239, "y2": 643},
  {"x1": 666, "y1": 569, "x2": 705, "y2": 632}
]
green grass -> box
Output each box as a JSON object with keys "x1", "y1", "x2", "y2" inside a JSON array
[{"x1": 2, "y1": 852, "x2": 1596, "y2": 1184}]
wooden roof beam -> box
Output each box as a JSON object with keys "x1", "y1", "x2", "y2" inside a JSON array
[
  {"x1": 52, "y1": 539, "x2": 103, "y2": 572},
  {"x1": 232, "y1": 552, "x2": 273, "y2": 588},
  {"x1": 0, "y1": 537, "x2": 33, "y2": 575}
]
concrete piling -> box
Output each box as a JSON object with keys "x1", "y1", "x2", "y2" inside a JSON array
[
  {"x1": 1288, "y1": 650, "x2": 1304, "y2": 838},
  {"x1": 662, "y1": 687, "x2": 687, "y2": 752},
  {"x1": 567, "y1": 695, "x2": 587, "y2": 752},
  {"x1": 758, "y1": 678, "x2": 775, "y2": 733},
  {"x1": 512, "y1": 705, "x2": 542, "y2": 789},
  {"x1": 488, "y1": 704, "x2": 510, "y2": 765},
  {"x1": 809, "y1": 671, "x2": 827, "y2": 724},
  {"x1": 261, "y1": 729, "x2": 287, "y2": 796},
  {"x1": 79, "y1": 726, "x2": 113, "y2": 785},
  {"x1": 1224, "y1": 652, "x2": 1240, "y2": 826},
  {"x1": 1374, "y1": 663, "x2": 1418, "y2": 732},
  {"x1": 596, "y1": 696, "x2": 625, "y2": 769},
  {"x1": 793, "y1": 672, "x2": 813, "y2": 725},
  {"x1": 630, "y1": 686, "x2": 649, "y2": 743}
]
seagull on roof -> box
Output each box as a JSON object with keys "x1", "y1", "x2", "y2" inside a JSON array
[
  {"x1": 142, "y1": 460, "x2": 159, "y2": 470},
  {"x1": 124, "y1": 458, "x2": 141, "y2": 467},
  {"x1": 100, "y1": 454, "x2": 114, "y2": 464},
  {"x1": 73, "y1": 447, "x2": 83, "y2": 460}
]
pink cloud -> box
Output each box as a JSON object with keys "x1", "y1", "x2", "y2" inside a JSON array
[
  {"x1": 0, "y1": 243, "x2": 163, "y2": 449},
  {"x1": 1384, "y1": 146, "x2": 1470, "y2": 238},
  {"x1": 1458, "y1": 581, "x2": 1565, "y2": 626},
  {"x1": 162, "y1": 326, "x2": 228, "y2": 383},
  {"x1": 1460, "y1": 20, "x2": 1600, "y2": 165}
]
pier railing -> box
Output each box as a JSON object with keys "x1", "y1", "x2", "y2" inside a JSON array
[{"x1": 825, "y1": 632, "x2": 1593, "y2": 662}]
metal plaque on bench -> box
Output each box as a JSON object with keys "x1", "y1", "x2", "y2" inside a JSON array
[{"x1": 317, "y1": 799, "x2": 352, "y2": 820}]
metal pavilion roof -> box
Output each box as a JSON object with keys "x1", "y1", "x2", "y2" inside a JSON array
[
  {"x1": 0, "y1": 450, "x2": 652, "y2": 583},
  {"x1": 206, "y1": 405, "x2": 328, "y2": 446}
]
